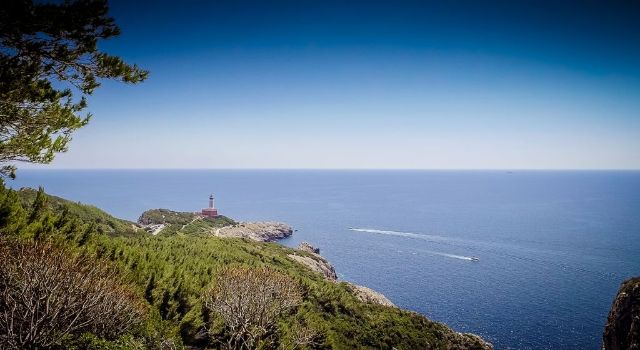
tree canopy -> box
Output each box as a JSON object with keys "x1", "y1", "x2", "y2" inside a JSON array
[{"x1": 0, "y1": 0, "x2": 147, "y2": 178}]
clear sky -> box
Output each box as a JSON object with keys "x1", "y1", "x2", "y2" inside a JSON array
[{"x1": 35, "y1": 0, "x2": 640, "y2": 169}]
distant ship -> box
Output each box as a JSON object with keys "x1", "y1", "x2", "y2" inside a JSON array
[{"x1": 470, "y1": 257, "x2": 480, "y2": 261}]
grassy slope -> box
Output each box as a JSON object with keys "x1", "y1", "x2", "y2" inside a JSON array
[
  {"x1": 138, "y1": 208, "x2": 236, "y2": 236},
  {"x1": 17, "y1": 187, "x2": 137, "y2": 235},
  {"x1": 6, "y1": 186, "x2": 491, "y2": 350}
]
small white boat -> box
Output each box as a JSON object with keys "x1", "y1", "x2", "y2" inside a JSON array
[{"x1": 470, "y1": 257, "x2": 480, "y2": 261}]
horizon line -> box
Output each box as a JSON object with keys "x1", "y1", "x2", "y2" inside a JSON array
[{"x1": 14, "y1": 167, "x2": 640, "y2": 172}]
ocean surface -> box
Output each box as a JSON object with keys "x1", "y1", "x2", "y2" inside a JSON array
[{"x1": 9, "y1": 170, "x2": 640, "y2": 349}]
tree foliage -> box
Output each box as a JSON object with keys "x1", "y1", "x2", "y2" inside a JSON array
[{"x1": 0, "y1": 0, "x2": 147, "y2": 178}]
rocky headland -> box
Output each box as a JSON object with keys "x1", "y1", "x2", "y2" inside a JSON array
[
  {"x1": 287, "y1": 242, "x2": 337, "y2": 280},
  {"x1": 603, "y1": 277, "x2": 640, "y2": 350},
  {"x1": 346, "y1": 282, "x2": 396, "y2": 307},
  {"x1": 297, "y1": 241, "x2": 321, "y2": 254},
  {"x1": 214, "y1": 221, "x2": 293, "y2": 242},
  {"x1": 287, "y1": 242, "x2": 403, "y2": 309}
]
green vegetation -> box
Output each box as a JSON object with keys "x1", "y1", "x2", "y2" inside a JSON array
[
  {"x1": 139, "y1": 209, "x2": 197, "y2": 226},
  {"x1": 139, "y1": 208, "x2": 237, "y2": 237},
  {"x1": 0, "y1": 181, "x2": 491, "y2": 349},
  {"x1": 17, "y1": 187, "x2": 137, "y2": 235}
]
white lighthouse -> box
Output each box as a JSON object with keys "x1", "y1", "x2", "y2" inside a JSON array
[{"x1": 209, "y1": 194, "x2": 215, "y2": 209}]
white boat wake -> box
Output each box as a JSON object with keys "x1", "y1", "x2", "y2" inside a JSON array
[
  {"x1": 349, "y1": 228, "x2": 479, "y2": 261},
  {"x1": 348, "y1": 228, "x2": 450, "y2": 242},
  {"x1": 431, "y1": 252, "x2": 478, "y2": 261}
]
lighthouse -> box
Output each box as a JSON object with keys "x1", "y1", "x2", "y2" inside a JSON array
[{"x1": 201, "y1": 194, "x2": 219, "y2": 218}]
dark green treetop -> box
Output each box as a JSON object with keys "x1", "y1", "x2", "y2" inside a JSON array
[{"x1": 0, "y1": 0, "x2": 148, "y2": 178}]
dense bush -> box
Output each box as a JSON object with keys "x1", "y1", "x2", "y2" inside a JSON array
[
  {"x1": 0, "y1": 241, "x2": 146, "y2": 349},
  {"x1": 203, "y1": 266, "x2": 303, "y2": 349}
]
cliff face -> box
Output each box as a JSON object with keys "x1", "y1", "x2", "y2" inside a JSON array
[
  {"x1": 603, "y1": 277, "x2": 640, "y2": 350},
  {"x1": 288, "y1": 242, "x2": 337, "y2": 280},
  {"x1": 288, "y1": 254, "x2": 338, "y2": 280},
  {"x1": 347, "y1": 283, "x2": 396, "y2": 307},
  {"x1": 288, "y1": 244, "x2": 396, "y2": 308},
  {"x1": 214, "y1": 222, "x2": 293, "y2": 242}
]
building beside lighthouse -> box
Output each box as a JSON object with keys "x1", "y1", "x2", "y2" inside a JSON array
[{"x1": 201, "y1": 194, "x2": 219, "y2": 218}]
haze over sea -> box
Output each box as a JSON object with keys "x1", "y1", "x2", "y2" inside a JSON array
[{"x1": 10, "y1": 169, "x2": 640, "y2": 349}]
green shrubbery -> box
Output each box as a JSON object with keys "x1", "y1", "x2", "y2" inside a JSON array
[{"x1": 0, "y1": 181, "x2": 490, "y2": 349}]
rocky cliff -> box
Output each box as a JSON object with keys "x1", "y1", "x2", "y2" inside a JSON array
[
  {"x1": 288, "y1": 243, "x2": 400, "y2": 308},
  {"x1": 214, "y1": 222, "x2": 293, "y2": 242},
  {"x1": 297, "y1": 241, "x2": 321, "y2": 254},
  {"x1": 603, "y1": 277, "x2": 640, "y2": 350},
  {"x1": 347, "y1": 282, "x2": 396, "y2": 307}
]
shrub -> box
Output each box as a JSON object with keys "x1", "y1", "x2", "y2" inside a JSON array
[
  {"x1": 202, "y1": 266, "x2": 303, "y2": 350},
  {"x1": 0, "y1": 241, "x2": 146, "y2": 349}
]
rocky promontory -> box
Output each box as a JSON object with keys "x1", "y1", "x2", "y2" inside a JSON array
[
  {"x1": 347, "y1": 282, "x2": 396, "y2": 307},
  {"x1": 287, "y1": 243, "x2": 400, "y2": 308},
  {"x1": 214, "y1": 222, "x2": 293, "y2": 242},
  {"x1": 603, "y1": 277, "x2": 640, "y2": 350},
  {"x1": 288, "y1": 242, "x2": 337, "y2": 281},
  {"x1": 297, "y1": 241, "x2": 321, "y2": 254}
]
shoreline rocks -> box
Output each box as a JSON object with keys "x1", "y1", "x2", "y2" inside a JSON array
[
  {"x1": 215, "y1": 222, "x2": 293, "y2": 242},
  {"x1": 288, "y1": 242, "x2": 396, "y2": 308},
  {"x1": 297, "y1": 241, "x2": 320, "y2": 254},
  {"x1": 454, "y1": 333, "x2": 494, "y2": 350},
  {"x1": 287, "y1": 253, "x2": 338, "y2": 281},
  {"x1": 346, "y1": 282, "x2": 395, "y2": 307},
  {"x1": 288, "y1": 242, "x2": 337, "y2": 280}
]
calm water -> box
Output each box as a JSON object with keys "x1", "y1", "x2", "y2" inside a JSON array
[{"x1": 9, "y1": 170, "x2": 640, "y2": 349}]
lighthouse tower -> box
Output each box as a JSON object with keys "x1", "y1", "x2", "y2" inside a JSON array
[{"x1": 201, "y1": 194, "x2": 219, "y2": 218}]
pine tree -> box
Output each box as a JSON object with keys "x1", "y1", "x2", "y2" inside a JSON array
[
  {"x1": 77, "y1": 222, "x2": 94, "y2": 246},
  {"x1": 159, "y1": 289, "x2": 171, "y2": 320},
  {"x1": 0, "y1": 0, "x2": 148, "y2": 178},
  {"x1": 144, "y1": 274, "x2": 156, "y2": 305},
  {"x1": 27, "y1": 187, "x2": 47, "y2": 223},
  {"x1": 0, "y1": 188, "x2": 27, "y2": 235}
]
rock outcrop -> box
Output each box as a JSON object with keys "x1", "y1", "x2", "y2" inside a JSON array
[
  {"x1": 603, "y1": 277, "x2": 640, "y2": 350},
  {"x1": 452, "y1": 332, "x2": 494, "y2": 350},
  {"x1": 297, "y1": 241, "x2": 320, "y2": 254},
  {"x1": 287, "y1": 254, "x2": 337, "y2": 280},
  {"x1": 215, "y1": 222, "x2": 293, "y2": 242},
  {"x1": 288, "y1": 243, "x2": 397, "y2": 308},
  {"x1": 346, "y1": 282, "x2": 395, "y2": 307}
]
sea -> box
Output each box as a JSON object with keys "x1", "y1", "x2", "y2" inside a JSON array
[{"x1": 8, "y1": 170, "x2": 640, "y2": 349}]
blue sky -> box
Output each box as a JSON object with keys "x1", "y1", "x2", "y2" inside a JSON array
[{"x1": 37, "y1": 0, "x2": 640, "y2": 169}]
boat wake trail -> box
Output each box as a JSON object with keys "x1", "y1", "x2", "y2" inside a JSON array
[
  {"x1": 428, "y1": 251, "x2": 477, "y2": 261},
  {"x1": 348, "y1": 228, "x2": 622, "y2": 278},
  {"x1": 349, "y1": 228, "x2": 479, "y2": 261},
  {"x1": 348, "y1": 228, "x2": 449, "y2": 242}
]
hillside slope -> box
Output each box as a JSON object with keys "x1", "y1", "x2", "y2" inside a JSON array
[{"x1": 0, "y1": 183, "x2": 492, "y2": 350}]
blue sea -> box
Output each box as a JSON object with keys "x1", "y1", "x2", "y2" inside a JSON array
[{"x1": 9, "y1": 170, "x2": 640, "y2": 349}]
